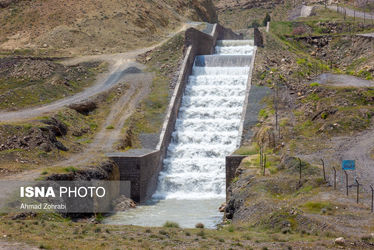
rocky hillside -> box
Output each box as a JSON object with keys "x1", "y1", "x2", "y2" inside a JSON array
[
  {"x1": 0, "y1": 0, "x2": 217, "y2": 56},
  {"x1": 214, "y1": 0, "x2": 283, "y2": 11}
]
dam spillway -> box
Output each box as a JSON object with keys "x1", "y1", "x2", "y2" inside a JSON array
[{"x1": 105, "y1": 40, "x2": 254, "y2": 228}]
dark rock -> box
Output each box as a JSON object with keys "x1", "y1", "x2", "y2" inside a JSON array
[
  {"x1": 41, "y1": 117, "x2": 68, "y2": 136},
  {"x1": 40, "y1": 142, "x2": 52, "y2": 152},
  {"x1": 254, "y1": 27, "x2": 264, "y2": 48},
  {"x1": 11, "y1": 212, "x2": 37, "y2": 220},
  {"x1": 55, "y1": 141, "x2": 68, "y2": 151},
  {"x1": 69, "y1": 101, "x2": 97, "y2": 115}
]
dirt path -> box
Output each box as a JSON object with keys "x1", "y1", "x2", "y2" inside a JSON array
[
  {"x1": 55, "y1": 64, "x2": 153, "y2": 167},
  {"x1": 328, "y1": 5, "x2": 374, "y2": 20},
  {"x1": 302, "y1": 126, "x2": 374, "y2": 192},
  {"x1": 312, "y1": 73, "x2": 374, "y2": 87},
  {"x1": 360, "y1": 32, "x2": 374, "y2": 38},
  {"x1": 0, "y1": 23, "x2": 193, "y2": 123}
]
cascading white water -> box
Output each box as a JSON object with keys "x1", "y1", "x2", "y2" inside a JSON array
[{"x1": 105, "y1": 40, "x2": 254, "y2": 228}]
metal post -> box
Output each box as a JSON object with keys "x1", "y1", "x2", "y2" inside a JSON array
[
  {"x1": 355, "y1": 178, "x2": 359, "y2": 204},
  {"x1": 263, "y1": 154, "x2": 267, "y2": 176},
  {"x1": 344, "y1": 170, "x2": 348, "y2": 196},
  {"x1": 370, "y1": 185, "x2": 373, "y2": 213},
  {"x1": 333, "y1": 167, "x2": 336, "y2": 190},
  {"x1": 321, "y1": 159, "x2": 326, "y2": 182},
  {"x1": 298, "y1": 158, "x2": 302, "y2": 185},
  {"x1": 274, "y1": 84, "x2": 278, "y2": 136}
]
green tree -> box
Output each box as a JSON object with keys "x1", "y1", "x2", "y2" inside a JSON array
[{"x1": 262, "y1": 13, "x2": 271, "y2": 26}]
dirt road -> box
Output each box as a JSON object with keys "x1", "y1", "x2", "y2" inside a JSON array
[
  {"x1": 302, "y1": 126, "x2": 374, "y2": 192},
  {"x1": 55, "y1": 64, "x2": 153, "y2": 167},
  {"x1": 0, "y1": 23, "x2": 195, "y2": 123},
  {"x1": 328, "y1": 5, "x2": 374, "y2": 20}
]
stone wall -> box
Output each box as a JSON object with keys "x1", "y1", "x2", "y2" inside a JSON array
[{"x1": 108, "y1": 23, "x2": 243, "y2": 203}]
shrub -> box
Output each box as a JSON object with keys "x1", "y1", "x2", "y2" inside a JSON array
[
  {"x1": 64, "y1": 166, "x2": 78, "y2": 173},
  {"x1": 195, "y1": 223, "x2": 204, "y2": 229},
  {"x1": 159, "y1": 230, "x2": 168, "y2": 235},
  {"x1": 310, "y1": 82, "x2": 320, "y2": 87},
  {"x1": 163, "y1": 221, "x2": 180, "y2": 228},
  {"x1": 263, "y1": 13, "x2": 271, "y2": 26}
]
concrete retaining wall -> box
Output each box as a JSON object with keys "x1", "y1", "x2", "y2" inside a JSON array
[
  {"x1": 225, "y1": 40, "x2": 258, "y2": 191},
  {"x1": 108, "y1": 23, "x2": 243, "y2": 203}
]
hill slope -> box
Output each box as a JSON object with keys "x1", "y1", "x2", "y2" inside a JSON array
[{"x1": 0, "y1": 0, "x2": 217, "y2": 56}]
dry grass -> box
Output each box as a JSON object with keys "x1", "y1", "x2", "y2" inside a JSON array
[{"x1": 0, "y1": 0, "x2": 215, "y2": 56}]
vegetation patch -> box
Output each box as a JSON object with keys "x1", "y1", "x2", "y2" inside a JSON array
[
  {"x1": 0, "y1": 58, "x2": 107, "y2": 110},
  {"x1": 119, "y1": 33, "x2": 185, "y2": 150}
]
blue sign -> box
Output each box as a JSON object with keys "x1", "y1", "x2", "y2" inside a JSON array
[{"x1": 342, "y1": 160, "x2": 355, "y2": 171}]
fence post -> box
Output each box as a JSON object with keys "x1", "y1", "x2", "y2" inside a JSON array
[
  {"x1": 344, "y1": 170, "x2": 348, "y2": 196},
  {"x1": 263, "y1": 154, "x2": 267, "y2": 176},
  {"x1": 370, "y1": 185, "x2": 374, "y2": 213},
  {"x1": 355, "y1": 178, "x2": 359, "y2": 204},
  {"x1": 333, "y1": 167, "x2": 336, "y2": 190},
  {"x1": 298, "y1": 158, "x2": 302, "y2": 185},
  {"x1": 321, "y1": 159, "x2": 326, "y2": 182}
]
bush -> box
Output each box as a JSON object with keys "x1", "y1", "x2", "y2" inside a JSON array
[
  {"x1": 64, "y1": 166, "x2": 78, "y2": 173},
  {"x1": 163, "y1": 221, "x2": 180, "y2": 228},
  {"x1": 195, "y1": 223, "x2": 204, "y2": 229}
]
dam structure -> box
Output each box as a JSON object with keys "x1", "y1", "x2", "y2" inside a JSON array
[{"x1": 106, "y1": 39, "x2": 255, "y2": 228}]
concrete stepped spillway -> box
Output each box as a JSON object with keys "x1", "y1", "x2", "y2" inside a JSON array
[{"x1": 105, "y1": 40, "x2": 255, "y2": 228}]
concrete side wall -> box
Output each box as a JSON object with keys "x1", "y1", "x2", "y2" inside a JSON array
[
  {"x1": 225, "y1": 155, "x2": 247, "y2": 196},
  {"x1": 109, "y1": 24, "x2": 243, "y2": 203},
  {"x1": 110, "y1": 156, "x2": 142, "y2": 201},
  {"x1": 225, "y1": 39, "x2": 258, "y2": 194},
  {"x1": 238, "y1": 47, "x2": 257, "y2": 146}
]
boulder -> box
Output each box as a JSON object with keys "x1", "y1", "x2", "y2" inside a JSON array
[
  {"x1": 69, "y1": 101, "x2": 97, "y2": 115},
  {"x1": 334, "y1": 237, "x2": 345, "y2": 246},
  {"x1": 41, "y1": 117, "x2": 68, "y2": 136},
  {"x1": 112, "y1": 195, "x2": 136, "y2": 211}
]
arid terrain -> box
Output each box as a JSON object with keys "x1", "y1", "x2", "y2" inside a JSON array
[{"x1": 0, "y1": 0, "x2": 374, "y2": 249}]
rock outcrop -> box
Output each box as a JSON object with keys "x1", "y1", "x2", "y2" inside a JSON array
[
  {"x1": 112, "y1": 195, "x2": 136, "y2": 211},
  {"x1": 0, "y1": 119, "x2": 69, "y2": 153},
  {"x1": 191, "y1": 0, "x2": 218, "y2": 23}
]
